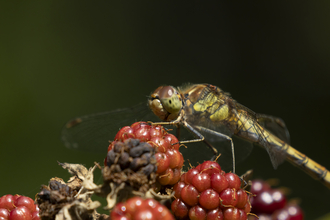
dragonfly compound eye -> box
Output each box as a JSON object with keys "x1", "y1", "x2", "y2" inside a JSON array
[
  {"x1": 158, "y1": 86, "x2": 182, "y2": 114},
  {"x1": 148, "y1": 97, "x2": 168, "y2": 121}
]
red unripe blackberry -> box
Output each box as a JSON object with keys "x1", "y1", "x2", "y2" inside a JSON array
[
  {"x1": 236, "y1": 189, "x2": 248, "y2": 209},
  {"x1": 168, "y1": 168, "x2": 182, "y2": 185},
  {"x1": 181, "y1": 185, "x2": 199, "y2": 206},
  {"x1": 206, "y1": 208, "x2": 224, "y2": 220},
  {"x1": 199, "y1": 161, "x2": 221, "y2": 176},
  {"x1": 219, "y1": 188, "x2": 238, "y2": 207},
  {"x1": 0, "y1": 195, "x2": 15, "y2": 211},
  {"x1": 192, "y1": 173, "x2": 211, "y2": 192},
  {"x1": 9, "y1": 207, "x2": 32, "y2": 220},
  {"x1": 154, "y1": 152, "x2": 170, "y2": 174},
  {"x1": 211, "y1": 173, "x2": 229, "y2": 193},
  {"x1": 171, "y1": 199, "x2": 189, "y2": 219},
  {"x1": 199, "y1": 189, "x2": 220, "y2": 210},
  {"x1": 172, "y1": 161, "x2": 250, "y2": 220},
  {"x1": 14, "y1": 196, "x2": 36, "y2": 214},
  {"x1": 189, "y1": 205, "x2": 206, "y2": 220},
  {"x1": 173, "y1": 181, "x2": 185, "y2": 199},
  {"x1": 157, "y1": 168, "x2": 173, "y2": 185},
  {"x1": 0, "y1": 208, "x2": 10, "y2": 220},
  {"x1": 225, "y1": 173, "x2": 241, "y2": 190},
  {"x1": 0, "y1": 195, "x2": 39, "y2": 220},
  {"x1": 184, "y1": 168, "x2": 199, "y2": 185},
  {"x1": 223, "y1": 207, "x2": 240, "y2": 220},
  {"x1": 111, "y1": 197, "x2": 174, "y2": 220}
]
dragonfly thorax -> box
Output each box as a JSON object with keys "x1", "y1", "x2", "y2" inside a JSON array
[{"x1": 148, "y1": 85, "x2": 182, "y2": 122}]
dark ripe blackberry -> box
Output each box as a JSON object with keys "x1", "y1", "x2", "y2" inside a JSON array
[
  {"x1": 141, "y1": 164, "x2": 157, "y2": 176},
  {"x1": 129, "y1": 144, "x2": 153, "y2": 157},
  {"x1": 108, "y1": 139, "x2": 157, "y2": 172},
  {"x1": 36, "y1": 179, "x2": 78, "y2": 220},
  {"x1": 103, "y1": 138, "x2": 158, "y2": 193},
  {"x1": 48, "y1": 181, "x2": 62, "y2": 191},
  {"x1": 48, "y1": 179, "x2": 75, "y2": 197},
  {"x1": 106, "y1": 150, "x2": 117, "y2": 167},
  {"x1": 118, "y1": 152, "x2": 130, "y2": 168},
  {"x1": 39, "y1": 179, "x2": 77, "y2": 203},
  {"x1": 130, "y1": 157, "x2": 148, "y2": 171},
  {"x1": 37, "y1": 188, "x2": 51, "y2": 201},
  {"x1": 113, "y1": 141, "x2": 125, "y2": 153}
]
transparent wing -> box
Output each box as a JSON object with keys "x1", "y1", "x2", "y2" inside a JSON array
[
  {"x1": 181, "y1": 105, "x2": 291, "y2": 171},
  {"x1": 198, "y1": 126, "x2": 253, "y2": 171},
  {"x1": 256, "y1": 114, "x2": 290, "y2": 144},
  {"x1": 181, "y1": 114, "x2": 254, "y2": 171},
  {"x1": 235, "y1": 110, "x2": 288, "y2": 169},
  {"x1": 234, "y1": 103, "x2": 290, "y2": 144},
  {"x1": 61, "y1": 102, "x2": 219, "y2": 168},
  {"x1": 61, "y1": 102, "x2": 160, "y2": 153}
]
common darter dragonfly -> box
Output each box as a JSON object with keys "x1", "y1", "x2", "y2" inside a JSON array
[{"x1": 62, "y1": 83, "x2": 330, "y2": 189}]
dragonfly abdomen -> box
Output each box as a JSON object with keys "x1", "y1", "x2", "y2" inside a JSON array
[
  {"x1": 234, "y1": 110, "x2": 330, "y2": 188},
  {"x1": 285, "y1": 145, "x2": 330, "y2": 189}
]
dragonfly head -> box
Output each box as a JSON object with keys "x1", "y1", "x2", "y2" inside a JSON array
[{"x1": 148, "y1": 85, "x2": 182, "y2": 121}]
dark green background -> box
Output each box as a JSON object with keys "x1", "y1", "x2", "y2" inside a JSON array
[{"x1": 1, "y1": 2, "x2": 330, "y2": 219}]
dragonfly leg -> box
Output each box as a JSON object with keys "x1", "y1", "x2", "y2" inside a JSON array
[
  {"x1": 152, "y1": 120, "x2": 219, "y2": 161},
  {"x1": 194, "y1": 125, "x2": 236, "y2": 174},
  {"x1": 172, "y1": 122, "x2": 219, "y2": 159}
]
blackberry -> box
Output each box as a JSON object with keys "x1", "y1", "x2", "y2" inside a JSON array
[
  {"x1": 249, "y1": 179, "x2": 304, "y2": 220},
  {"x1": 172, "y1": 160, "x2": 251, "y2": 220},
  {"x1": 0, "y1": 194, "x2": 39, "y2": 220},
  {"x1": 36, "y1": 179, "x2": 78, "y2": 220},
  {"x1": 105, "y1": 122, "x2": 184, "y2": 187}
]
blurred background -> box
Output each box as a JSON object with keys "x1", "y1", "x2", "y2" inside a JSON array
[{"x1": 1, "y1": 1, "x2": 330, "y2": 219}]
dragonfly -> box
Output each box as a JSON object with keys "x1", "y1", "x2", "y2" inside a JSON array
[
  {"x1": 62, "y1": 83, "x2": 330, "y2": 189},
  {"x1": 148, "y1": 83, "x2": 330, "y2": 189}
]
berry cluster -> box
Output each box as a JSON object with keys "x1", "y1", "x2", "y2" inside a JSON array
[
  {"x1": 248, "y1": 180, "x2": 303, "y2": 220},
  {"x1": 111, "y1": 197, "x2": 174, "y2": 220},
  {"x1": 171, "y1": 161, "x2": 250, "y2": 220},
  {"x1": 0, "y1": 194, "x2": 39, "y2": 220},
  {"x1": 105, "y1": 121, "x2": 184, "y2": 186}
]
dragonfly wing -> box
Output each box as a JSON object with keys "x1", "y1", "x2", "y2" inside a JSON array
[
  {"x1": 255, "y1": 137, "x2": 286, "y2": 169},
  {"x1": 178, "y1": 119, "x2": 254, "y2": 171},
  {"x1": 250, "y1": 117, "x2": 287, "y2": 169},
  {"x1": 61, "y1": 102, "x2": 159, "y2": 153},
  {"x1": 235, "y1": 103, "x2": 290, "y2": 144},
  {"x1": 234, "y1": 104, "x2": 289, "y2": 169},
  {"x1": 256, "y1": 114, "x2": 291, "y2": 144},
  {"x1": 199, "y1": 126, "x2": 254, "y2": 171}
]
